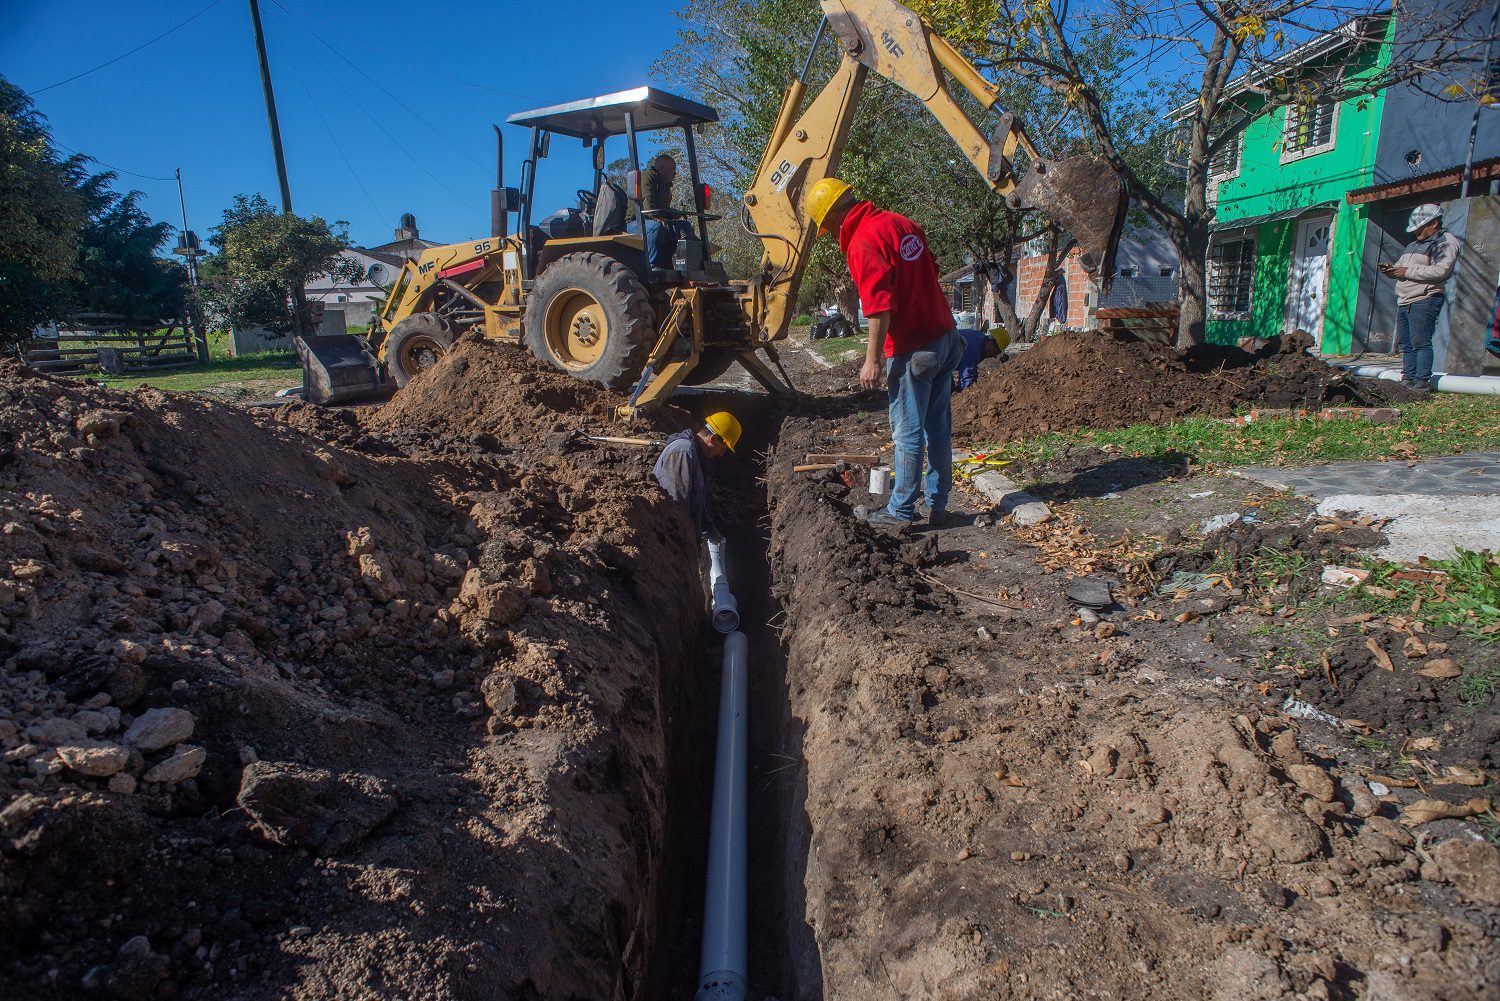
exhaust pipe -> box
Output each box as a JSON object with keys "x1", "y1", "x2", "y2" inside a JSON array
[
  {"x1": 707, "y1": 540, "x2": 740, "y2": 634},
  {"x1": 696, "y1": 630, "x2": 748, "y2": 1001}
]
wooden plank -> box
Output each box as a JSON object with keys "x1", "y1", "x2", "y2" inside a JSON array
[{"x1": 804, "y1": 452, "x2": 880, "y2": 465}]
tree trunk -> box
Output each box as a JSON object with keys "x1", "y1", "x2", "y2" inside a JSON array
[
  {"x1": 1176, "y1": 222, "x2": 1209, "y2": 350},
  {"x1": 833, "y1": 279, "x2": 862, "y2": 328}
]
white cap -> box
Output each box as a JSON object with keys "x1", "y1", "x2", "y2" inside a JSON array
[{"x1": 1407, "y1": 203, "x2": 1442, "y2": 233}]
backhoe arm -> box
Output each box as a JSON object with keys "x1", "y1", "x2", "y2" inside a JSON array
[{"x1": 742, "y1": 0, "x2": 1127, "y2": 343}]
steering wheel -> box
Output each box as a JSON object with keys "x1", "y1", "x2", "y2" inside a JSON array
[{"x1": 576, "y1": 188, "x2": 597, "y2": 213}]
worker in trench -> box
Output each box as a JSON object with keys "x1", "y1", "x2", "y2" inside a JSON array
[
  {"x1": 806, "y1": 176, "x2": 963, "y2": 529},
  {"x1": 652, "y1": 412, "x2": 741, "y2": 544}
]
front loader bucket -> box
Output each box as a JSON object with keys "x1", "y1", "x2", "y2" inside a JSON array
[
  {"x1": 1012, "y1": 155, "x2": 1129, "y2": 286},
  {"x1": 296, "y1": 335, "x2": 386, "y2": 406}
]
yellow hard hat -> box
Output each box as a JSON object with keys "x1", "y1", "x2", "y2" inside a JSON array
[
  {"x1": 704, "y1": 411, "x2": 741, "y2": 452},
  {"x1": 989, "y1": 327, "x2": 1010, "y2": 353},
  {"x1": 805, "y1": 177, "x2": 853, "y2": 233}
]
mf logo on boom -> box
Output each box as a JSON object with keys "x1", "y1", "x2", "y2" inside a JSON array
[
  {"x1": 880, "y1": 29, "x2": 905, "y2": 58},
  {"x1": 898, "y1": 234, "x2": 924, "y2": 261}
]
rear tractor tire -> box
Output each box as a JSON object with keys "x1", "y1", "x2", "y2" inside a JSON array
[
  {"x1": 386, "y1": 312, "x2": 455, "y2": 389},
  {"x1": 524, "y1": 252, "x2": 654, "y2": 391}
]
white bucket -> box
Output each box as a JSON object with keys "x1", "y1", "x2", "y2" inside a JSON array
[{"x1": 869, "y1": 466, "x2": 892, "y2": 495}]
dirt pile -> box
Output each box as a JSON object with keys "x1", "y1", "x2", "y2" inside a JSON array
[
  {"x1": 0, "y1": 361, "x2": 698, "y2": 999},
  {"x1": 762, "y1": 417, "x2": 1497, "y2": 1000},
  {"x1": 365, "y1": 337, "x2": 693, "y2": 454},
  {"x1": 953, "y1": 330, "x2": 1410, "y2": 442}
]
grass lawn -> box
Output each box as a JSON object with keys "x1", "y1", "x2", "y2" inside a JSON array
[
  {"x1": 80, "y1": 351, "x2": 301, "y2": 400},
  {"x1": 976, "y1": 393, "x2": 1500, "y2": 469}
]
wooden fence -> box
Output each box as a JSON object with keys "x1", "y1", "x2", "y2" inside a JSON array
[
  {"x1": 25, "y1": 313, "x2": 208, "y2": 375},
  {"x1": 1095, "y1": 304, "x2": 1179, "y2": 345}
]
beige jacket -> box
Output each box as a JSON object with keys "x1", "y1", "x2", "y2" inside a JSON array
[{"x1": 1393, "y1": 230, "x2": 1459, "y2": 306}]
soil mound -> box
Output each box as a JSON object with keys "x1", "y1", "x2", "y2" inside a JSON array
[
  {"x1": 366, "y1": 337, "x2": 692, "y2": 449},
  {"x1": 953, "y1": 330, "x2": 1406, "y2": 442},
  {"x1": 0, "y1": 361, "x2": 697, "y2": 998}
]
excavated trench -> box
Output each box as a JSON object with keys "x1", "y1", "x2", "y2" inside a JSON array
[{"x1": 10, "y1": 334, "x2": 1496, "y2": 1001}]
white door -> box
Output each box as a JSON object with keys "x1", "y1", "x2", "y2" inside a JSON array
[{"x1": 1286, "y1": 215, "x2": 1333, "y2": 346}]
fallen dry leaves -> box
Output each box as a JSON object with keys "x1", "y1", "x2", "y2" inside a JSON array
[
  {"x1": 1400, "y1": 797, "x2": 1491, "y2": 826},
  {"x1": 1417, "y1": 659, "x2": 1462, "y2": 679},
  {"x1": 1365, "y1": 638, "x2": 1395, "y2": 672}
]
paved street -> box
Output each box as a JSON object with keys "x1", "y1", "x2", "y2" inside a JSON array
[{"x1": 1233, "y1": 453, "x2": 1500, "y2": 562}]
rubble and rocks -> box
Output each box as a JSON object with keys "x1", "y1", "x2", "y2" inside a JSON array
[
  {"x1": 236, "y1": 761, "x2": 398, "y2": 854},
  {"x1": 0, "y1": 355, "x2": 698, "y2": 1000}
]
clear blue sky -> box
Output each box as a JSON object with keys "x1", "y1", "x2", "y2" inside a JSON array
[{"x1": 2, "y1": 0, "x2": 695, "y2": 249}]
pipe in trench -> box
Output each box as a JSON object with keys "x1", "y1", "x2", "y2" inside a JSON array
[
  {"x1": 707, "y1": 540, "x2": 740, "y2": 634},
  {"x1": 695, "y1": 630, "x2": 748, "y2": 1001},
  {"x1": 1339, "y1": 364, "x2": 1500, "y2": 396}
]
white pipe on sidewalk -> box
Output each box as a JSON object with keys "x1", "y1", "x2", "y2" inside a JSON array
[
  {"x1": 706, "y1": 539, "x2": 740, "y2": 634},
  {"x1": 696, "y1": 630, "x2": 748, "y2": 1001},
  {"x1": 1340, "y1": 364, "x2": 1500, "y2": 395}
]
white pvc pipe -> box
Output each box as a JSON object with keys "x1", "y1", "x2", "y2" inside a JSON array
[
  {"x1": 707, "y1": 540, "x2": 740, "y2": 634},
  {"x1": 696, "y1": 631, "x2": 748, "y2": 1001},
  {"x1": 1340, "y1": 364, "x2": 1500, "y2": 395}
]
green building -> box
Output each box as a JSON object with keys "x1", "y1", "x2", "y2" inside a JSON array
[{"x1": 1185, "y1": 17, "x2": 1393, "y2": 354}]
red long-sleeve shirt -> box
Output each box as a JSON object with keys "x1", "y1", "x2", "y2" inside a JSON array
[{"x1": 838, "y1": 201, "x2": 954, "y2": 357}]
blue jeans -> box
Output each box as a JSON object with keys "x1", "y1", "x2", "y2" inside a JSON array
[
  {"x1": 1397, "y1": 296, "x2": 1442, "y2": 384},
  {"x1": 886, "y1": 329, "x2": 963, "y2": 520},
  {"x1": 641, "y1": 219, "x2": 692, "y2": 270}
]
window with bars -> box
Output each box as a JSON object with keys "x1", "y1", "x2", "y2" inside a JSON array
[
  {"x1": 1209, "y1": 130, "x2": 1242, "y2": 177},
  {"x1": 1284, "y1": 103, "x2": 1336, "y2": 157},
  {"x1": 1208, "y1": 238, "x2": 1256, "y2": 317}
]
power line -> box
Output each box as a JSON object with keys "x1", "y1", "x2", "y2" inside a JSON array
[
  {"x1": 260, "y1": 6, "x2": 473, "y2": 212},
  {"x1": 32, "y1": 0, "x2": 227, "y2": 95},
  {"x1": 49, "y1": 137, "x2": 177, "y2": 182},
  {"x1": 266, "y1": 0, "x2": 489, "y2": 174},
  {"x1": 252, "y1": 1, "x2": 546, "y2": 105},
  {"x1": 266, "y1": 8, "x2": 389, "y2": 228}
]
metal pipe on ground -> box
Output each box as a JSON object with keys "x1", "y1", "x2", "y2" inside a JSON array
[
  {"x1": 707, "y1": 540, "x2": 740, "y2": 634},
  {"x1": 696, "y1": 630, "x2": 748, "y2": 1001}
]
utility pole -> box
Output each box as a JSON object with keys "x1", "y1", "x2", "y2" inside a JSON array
[
  {"x1": 247, "y1": 0, "x2": 309, "y2": 338},
  {"x1": 173, "y1": 168, "x2": 210, "y2": 362}
]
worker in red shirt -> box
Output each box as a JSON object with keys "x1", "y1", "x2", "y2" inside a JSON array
[{"x1": 806, "y1": 177, "x2": 963, "y2": 529}]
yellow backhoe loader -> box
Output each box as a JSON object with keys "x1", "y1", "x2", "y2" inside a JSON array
[{"x1": 299, "y1": 0, "x2": 1128, "y2": 416}]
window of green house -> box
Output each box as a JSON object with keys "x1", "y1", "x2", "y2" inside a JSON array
[
  {"x1": 1282, "y1": 102, "x2": 1337, "y2": 160},
  {"x1": 1209, "y1": 130, "x2": 1242, "y2": 178},
  {"x1": 1208, "y1": 237, "x2": 1256, "y2": 318}
]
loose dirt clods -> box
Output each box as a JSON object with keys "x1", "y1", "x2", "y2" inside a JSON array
[
  {"x1": 953, "y1": 330, "x2": 1417, "y2": 442},
  {"x1": 2, "y1": 329, "x2": 1496, "y2": 1001},
  {"x1": 0, "y1": 350, "x2": 701, "y2": 999}
]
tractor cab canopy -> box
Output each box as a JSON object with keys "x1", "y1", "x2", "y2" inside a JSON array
[
  {"x1": 507, "y1": 87, "x2": 718, "y2": 139},
  {"x1": 507, "y1": 87, "x2": 724, "y2": 280}
]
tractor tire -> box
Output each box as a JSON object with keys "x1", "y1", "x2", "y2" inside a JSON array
[
  {"x1": 524, "y1": 252, "x2": 654, "y2": 391},
  {"x1": 679, "y1": 347, "x2": 737, "y2": 386},
  {"x1": 386, "y1": 312, "x2": 455, "y2": 389}
]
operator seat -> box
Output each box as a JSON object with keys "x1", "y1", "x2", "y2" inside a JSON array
[{"x1": 592, "y1": 179, "x2": 628, "y2": 237}]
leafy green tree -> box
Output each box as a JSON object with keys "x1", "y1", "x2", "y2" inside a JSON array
[
  {"x1": 0, "y1": 76, "x2": 86, "y2": 350},
  {"x1": 198, "y1": 194, "x2": 363, "y2": 335},
  {"x1": 69, "y1": 174, "x2": 186, "y2": 321}
]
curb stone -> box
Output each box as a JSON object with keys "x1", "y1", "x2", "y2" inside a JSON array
[{"x1": 967, "y1": 469, "x2": 1052, "y2": 526}]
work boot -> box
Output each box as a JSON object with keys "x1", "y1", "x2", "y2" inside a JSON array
[
  {"x1": 860, "y1": 508, "x2": 912, "y2": 531},
  {"x1": 927, "y1": 508, "x2": 952, "y2": 527}
]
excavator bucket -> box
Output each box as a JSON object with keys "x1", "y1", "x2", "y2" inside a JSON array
[
  {"x1": 1012, "y1": 155, "x2": 1129, "y2": 285},
  {"x1": 296, "y1": 335, "x2": 386, "y2": 406}
]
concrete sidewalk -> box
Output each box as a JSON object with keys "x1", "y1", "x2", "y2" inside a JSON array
[{"x1": 1231, "y1": 452, "x2": 1500, "y2": 563}]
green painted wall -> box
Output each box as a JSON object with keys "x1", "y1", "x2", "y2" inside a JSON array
[{"x1": 1205, "y1": 22, "x2": 1393, "y2": 353}]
